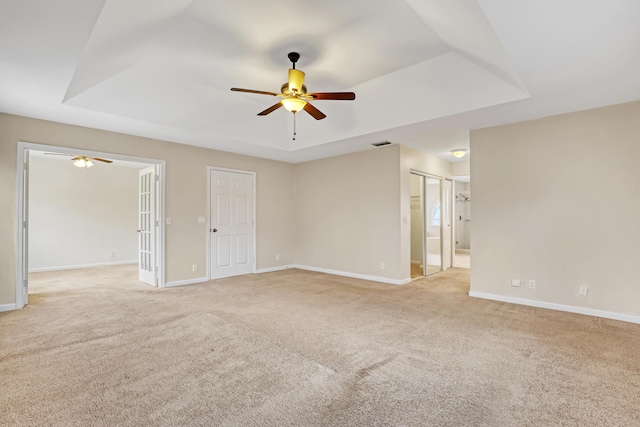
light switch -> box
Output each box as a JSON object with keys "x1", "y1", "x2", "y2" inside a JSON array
[
  {"x1": 166, "y1": 217, "x2": 171, "y2": 225},
  {"x1": 198, "y1": 216, "x2": 205, "y2": 224}
]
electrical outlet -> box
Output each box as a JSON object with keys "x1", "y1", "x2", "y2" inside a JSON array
[
  {"x1": 511, "y1": 279, "x2": 521, "y2": 287},
  {"x1": 529, "y1": 280, "x2": 536, "y2": 289},
  {"x1": 275, "y1": 254, "x2": 280, "y2": 261},
  {"x1": 192, "y1": 264, "x2": 198, "y2": 272},
  {"x1": 380, "y1": 263, "x2": 385, "y2": 270},
  {"x1": 578, "y1": 285, "x2": 589, "y2": 296},
  {"x1": 111, "y1": 251, "x2": 116, "y2": 258}
]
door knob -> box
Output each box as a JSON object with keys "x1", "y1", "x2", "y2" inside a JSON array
[{"x1": 211, "y1": 228, "x2": 217, "y2": 233}]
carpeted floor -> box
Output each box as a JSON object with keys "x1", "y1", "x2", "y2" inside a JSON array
[{"x1": 1, "y1": 265, "x2": 639, "y2": 426}]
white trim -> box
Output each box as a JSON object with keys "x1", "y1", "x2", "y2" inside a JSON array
[
  {"x1": 28, "y1": 260, "x2": 137, "y2": 273},
  {"x1": 469, "y1": 291, "x2": 640, "y2": 325},
  {"x1": 255, "y1": 265, "x2": 294, "y2": 274},
  {"x1": 0, "y1": 304, "x2": 17, "y2": 313},
  {"x1": 294, "y1": 265, "x2": 412, "y2": 286},
  {"x1": 16, "y1": 145, "x2": 26, "y2": 309},
  {"x1": 164, "y1": 277, "x2": 209, "y2": 288}
]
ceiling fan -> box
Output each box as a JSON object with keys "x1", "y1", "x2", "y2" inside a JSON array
[
  {"x1": 230, "y1": 52, "x2": 356, "y2": 139},
  {"x1": 44, "y1": 153, "x2": 113, "y2": 168}
]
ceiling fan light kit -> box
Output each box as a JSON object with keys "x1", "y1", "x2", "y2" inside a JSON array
[
  {"x1": 44, "y1": 152, "x2": 114, "y2": 167},
  {"x1": 73, "y1": 157, "x2": 94, "y2": 168},
  {"x1": 282, "y1": 97, "x2": 307, "y2": 113},
  {"x1": 231, "y1": 52, "x2": 356, "y2": 140}
]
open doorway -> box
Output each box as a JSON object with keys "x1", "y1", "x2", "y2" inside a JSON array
[
  {"x1": 15, "y1": 142, "x2": 165, "y2": 309},
  {"x1": 454, "y1": 175, "x2": 471, "y2": 268}
]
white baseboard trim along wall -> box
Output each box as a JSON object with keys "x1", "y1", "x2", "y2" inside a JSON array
[
  {"x1": 294, "y1": 265, "x2": 412, "y2": 286},
  {"x1": 164, "y1": 277, "x2": 209, "y2": 288},
  {"x1": 0, "y1": 303, "x2": 17, "y2": 313},
  {"x1": 255, "y1": 265, "x2": 295, "y2": 274},
  {"x1": 29, "y1": 260, "x2": 137, "y2": 273},
  {"x1": 256, "y1": 264, "x2": 411, "y2": 285},
  {"x1": 469, "y1": 291, "x2": 640, "y2": 325}
]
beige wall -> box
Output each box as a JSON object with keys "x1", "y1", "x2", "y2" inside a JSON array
[
  {"x1": 471, "y1": 101, "x2": 640, "y2": 316},
  {"x1": 452, "y1": 160, "x2": 470, "y2": 176},
  {"x1": 0, "y1": 114, "x2": 296, "y2": 305},
  {"x1": 28, "y1": 156, "x2": 139, "y2": 270},
  {"x1": 294, "y1": 145, "x2": 403, "y2": 280},
  {"x1": 293, "y1": 144, "x2": 452, "y2": 283}
]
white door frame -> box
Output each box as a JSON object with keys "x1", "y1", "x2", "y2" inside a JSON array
[
  {"x1": 443, "y1": 178, "x2": 454, "y2": 270},
  {"x1": 15, "y1": 141, "x2": 167, "y2": 309},
  {"x1": 206, "y1": 166, "x2": 256, "y2": 280}
]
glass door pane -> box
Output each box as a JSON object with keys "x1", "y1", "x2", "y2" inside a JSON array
[{"x1": 426, "y1": 177, "x2": 442, "y2": 275}]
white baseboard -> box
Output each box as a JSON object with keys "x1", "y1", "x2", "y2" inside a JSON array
[
  {"x1": 0, "y1": 303, "x2": 17, "y2": 313},
  {"x1": 29, "y1": 260, "x2": 137, "y2": 273},
  {"x1": 469, "y1": 291, "x2": 640, "y2": 325},
  {"x1": 255, "y1": 265, "x2": 295, "y2": 274},
  {"x1": 294, "y1": 264, "x2": 411, "y2": 286},
  {"x1": 164, "y1": 277, "x2": 209, "y2": 288}
]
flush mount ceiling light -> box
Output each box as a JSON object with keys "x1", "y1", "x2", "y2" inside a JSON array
[{"x1": 450, "y1": 149, "x2": 468, "y2": 158}]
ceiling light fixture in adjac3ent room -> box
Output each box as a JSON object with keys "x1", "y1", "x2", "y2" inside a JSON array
[
  {"x1": 230, "y1": 52, "x2": 356, "y2": 140},
  {"x1": 450, "y1": 149, "x2": 468, "y2": 158},
  {"x1": 73, "y1": 156, "x2": 94, "y2": 168}
]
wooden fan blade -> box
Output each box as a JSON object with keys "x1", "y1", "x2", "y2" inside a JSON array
[
  {"x1": 71, "y1": 156, "x2": 81, "y2": 161},
  {"x1": 303, "y1": 103, "x2": 326, "y2": 120},
  {"x1": 231, "y1": 88, "x2": 280, "y2": 96},
  {"x1": 258, "y1": 102, "x2": 283, "y2": 116},
  {"x1": 309, "y1": 92, "x2": 356, "y2": 100},
  {"x1": 91, "y1": 157, "x2": 113, "y2": 163}
]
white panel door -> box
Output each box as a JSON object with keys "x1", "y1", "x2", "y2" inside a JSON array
[
  {"x1": 210, "y1": 170, "x2": 254, "y2": 279},
  {"x1": 138, "y1": 166, "x2": 156, "y2": 285},
  {"x1": 442, "y1": 179, "x2": 453, "y2": 269}
]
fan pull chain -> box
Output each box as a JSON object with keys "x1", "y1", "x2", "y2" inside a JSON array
[{"x1": 293, "y1": 112, "x2": 297, "y2": 140}]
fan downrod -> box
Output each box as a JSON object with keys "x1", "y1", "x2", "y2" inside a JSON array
[{"x1": 288, "y1": 52, "x2": 300, "y2": 69}]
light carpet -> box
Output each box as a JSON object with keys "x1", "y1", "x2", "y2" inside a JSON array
[{"x1": 1, "y1": 265, "x2": 639, "y2": 426}]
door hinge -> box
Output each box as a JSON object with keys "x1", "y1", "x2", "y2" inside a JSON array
[
  {"x1": 155, "y1": 175, "x2": 159, "y2": 181},
  {"x1": 23, "y1": 220, "x2": 28, "y2": 229},
  {"x1": 155, "y1": 266, "x2": 158, "y2": 272},
  {"x1": 23, "y1": 279, "x2": 28, "y2": 286},
  {"x1": 155, "y1": 220, "x2": 159, "y2": 227}
]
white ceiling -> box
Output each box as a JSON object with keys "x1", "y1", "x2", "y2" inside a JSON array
[{"x1": 1, "y1": 0, "x2": 639, "y2": 163}]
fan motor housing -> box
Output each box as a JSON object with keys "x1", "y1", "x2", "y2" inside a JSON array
[{"x1": 281, "y1": 83, "x2": 307, "y2": 97}]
